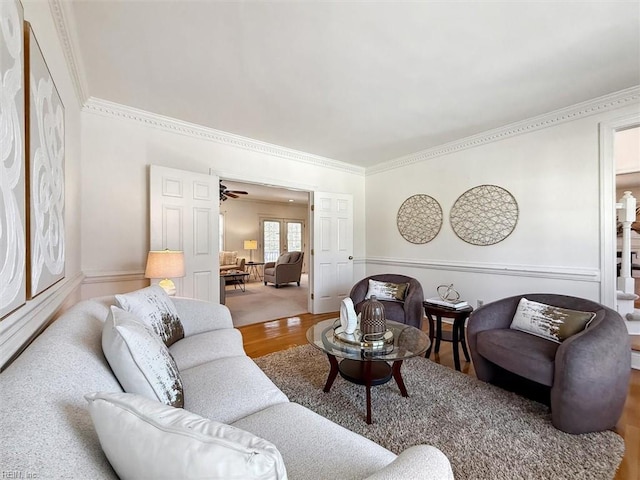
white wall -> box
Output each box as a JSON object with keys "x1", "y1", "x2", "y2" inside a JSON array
[
  {"x1": 80, "y1": 110, "x2": 365, "y2": 297},
  {"x1": 365, "y1": 105, "x2": 638, "y2": 307},
  {"x1": 1, "y1": 1, "x2": 83, "y2": 369},
  {"x1": 221, "y1": 199, "x2": 309, "y2": 271}
]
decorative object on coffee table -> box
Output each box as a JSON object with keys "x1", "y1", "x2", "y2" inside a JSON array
[
  {"x1": 360, "y1": 295, "x2": 386, "y2": 339},
  {"x1": 396, "y1": 194, "x2": 442, "y2": 244},
  {"x1": 450, "y1": 184, "x2": 518, "y2": 246},
  {"x1": 339, "y1": 297, "x2": 358, "y2": 334}
]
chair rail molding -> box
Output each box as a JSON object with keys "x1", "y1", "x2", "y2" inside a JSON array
[
  {"x1": 366, "y1": 257, "x2": 600, "y2": 282},
  {"x1": 368, "y1": 86, "x2": 640, "y2": 175},
  {"x1": 82, "y1": 270, "x2": 146, "y2": 284},
  {"x1": 0, "y1": 271, "x2": 84, "y2": 370}
]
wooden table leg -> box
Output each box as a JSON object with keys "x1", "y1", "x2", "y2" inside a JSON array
[
  {"x1": 452, "y1": 319, "x2": 461, "y2": 371},
  {"x1": 392, "y1": 360, "x2": 408, "y2": 397},
  {"x1": 435, "y1": 315, "x2": 442, "y2": 353},
  {"x1": 425, "y1": 313, "x2": 435, "y2": 358},
  {"x1": 459, "y1": 319, "x2": 470, "y2": 362},
  {"x1": 323, "y1": 354, "x2": 339, "y2": 392}
]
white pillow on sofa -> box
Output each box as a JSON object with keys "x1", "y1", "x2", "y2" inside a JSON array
[
  {"x1": 85, "y1": 391, "x2": 287, "y2": 480},
  {"x1": 116, "y1": 285, "x2": 184, "y2": 346},
  {"x1": 102, "y1": 306, "x2": 184, "y2": 407}
]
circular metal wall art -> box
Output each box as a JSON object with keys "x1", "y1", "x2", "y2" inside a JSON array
[
  {"x1": 397, "y1": 194, "x2": 443, "y2": 244},
  {"x1": 450, "y1": 185, "x2": 518, "y2": 246}
]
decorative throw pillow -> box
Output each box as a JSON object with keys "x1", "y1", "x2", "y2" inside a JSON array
[
  {"x1": 221, "y1": 251, "x2": 237, "y2": 266},
  {"x1": 365, "y1": 279, "x2": 410, "y2": 302},
  {"x1": 85, "y1": 392, "x2": 287, "y2": 480},
  {"x1": 510, "y1": 297, "x2": 596, "y2": 343},
  {"x1": 102, "y1": 306, "x2": 184, "y2": 408},
  {"x1": 116, "y1": 285, "x2": 184, "y2": 346}
]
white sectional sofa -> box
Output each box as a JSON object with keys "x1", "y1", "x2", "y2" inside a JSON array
[{"x1": 0, "y1": 291, "x2": 453, "y2": 479}]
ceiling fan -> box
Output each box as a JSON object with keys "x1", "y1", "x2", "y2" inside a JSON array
[{"x1": 219, "y1": 181, "x2": 248, "y2": 202}]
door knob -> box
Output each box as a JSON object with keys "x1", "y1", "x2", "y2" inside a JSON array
[{"x1": 348, "y1": 256, "x2": 353, "y2": 260}]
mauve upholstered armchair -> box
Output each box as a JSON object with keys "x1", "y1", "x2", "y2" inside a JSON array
[
  {"x1": 349, "y1": 274, "x2": 424, "y2": 329},
  {"x1": 264, "y1": 251, "x2": 304, "y2": 288},
  {"x1": 467, "y1": 293, "x2": 631, "y2": 434}
]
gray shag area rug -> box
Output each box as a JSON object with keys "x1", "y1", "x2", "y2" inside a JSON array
[{"x1": 254, "y1": 345, "x2": 625, "y2": 480}]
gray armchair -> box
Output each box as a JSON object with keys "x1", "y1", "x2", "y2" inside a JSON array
[
  {"x1": 467, "y1": 293, "x2": 631, "y2": 434},
  {"x1": 349, "y1": 274, "x2": 424, "y2": 329},
  {"x1": 264, "y1": 251, "x2": 304, "y2": 288}
]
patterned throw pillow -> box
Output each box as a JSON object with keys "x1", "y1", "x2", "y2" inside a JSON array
[
  {"x1": 116, "y1": 285, "x2": 184, "y2": 346},
  {"x1": 365, "y1": 279, "x2": 410, "y2": 302},
  {"x1": 510, "y1": 297, "x2": 596, "y2": 343},
  {"x1": 102, "y1": 306, "x2": 184, "y2": 407},
  {"x1": 85, "y1": 392, "x2": 287, "y2": 480}
]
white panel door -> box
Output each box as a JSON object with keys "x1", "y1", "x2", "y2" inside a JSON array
[
  {"x1": 150, "y1": 165, "x2": 219, "y2": 301},
  {"x1": 311, "y1": 192, "x2": 353, "y2": 313}
]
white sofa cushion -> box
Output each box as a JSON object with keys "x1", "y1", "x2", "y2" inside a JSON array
[
  {"x1": 181, "y1": 355, "x2": 289, "y2": 424},
  {"x1": 169, "y1": 329, "x2": 245, "y2": 371},
  {"x1": 102, "y1": 306, "x2": 184, "y2": 407},
  {"x1": 85, "y1": 392, "x2": 287, "y2": 480},
  {"x1": 232, "y1": 402, "x2": 396, "y2": 480},
  {"x1": 116, "y1": 285, "x2": 184, "y2": 346}
]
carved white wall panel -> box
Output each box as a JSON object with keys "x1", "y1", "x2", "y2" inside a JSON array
[
  {"x1": 26, "y1": 23, "x2": 65, "y2": 298},
  {"x1": 0, "y1": 0, "x2": 26, "y2": 317}
]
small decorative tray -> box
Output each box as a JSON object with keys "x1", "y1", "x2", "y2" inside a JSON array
[{"x1": 333, "y1": 325, "x2": 394, "y2": 350}]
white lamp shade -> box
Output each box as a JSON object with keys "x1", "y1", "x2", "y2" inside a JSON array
[
  {"x1": 244, "y1": 240, "x2": 258, "y2": 250},
  {"x1": 144, "y1": 251, "x2": 185, "y2": 279}
]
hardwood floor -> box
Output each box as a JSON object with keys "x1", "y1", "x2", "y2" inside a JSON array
[{"x1": 239, "y1": 312, "x2": 640, "y2": 480}]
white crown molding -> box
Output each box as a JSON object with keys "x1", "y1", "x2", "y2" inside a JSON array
[
  {"x1": 0, "y1": 272, "x2": 84, "y2": 371},
  {"x1": 366, "y1": 257, "x2": 600, "y2": 282},
  {"x1": 49, "y1": 0, "x2": 89, "y2": 106},
  {"x1": 367, "y1": 86, "x2": 640, "y2": 176},
  {"x1": 83, "y1": 97, "x2": 366, "y2": 176}
]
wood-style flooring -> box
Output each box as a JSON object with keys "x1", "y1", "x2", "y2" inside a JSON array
[{"x1": 239, "y1": 312, "x2": 640, "y2": 480}]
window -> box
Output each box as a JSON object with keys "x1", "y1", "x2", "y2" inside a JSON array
[{"x1": 261, "y1": 218, "x2": 304, "y2": 263}]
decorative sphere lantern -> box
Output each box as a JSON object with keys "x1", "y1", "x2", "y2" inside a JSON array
[{"x1": 360, "y1": 295, "x2": 386, "y2": 339}]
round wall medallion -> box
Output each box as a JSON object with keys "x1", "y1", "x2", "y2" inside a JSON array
[
  {"x1": 450, "y1": 185, "x2": 518, "y2": 246},
  {"x1": 397, "y1": 194, "x2": 443, "y2": 244}
]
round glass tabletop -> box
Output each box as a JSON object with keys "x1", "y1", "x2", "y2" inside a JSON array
[{"x1": 306, "y1": 318, "x2": 430, "y2": 362}]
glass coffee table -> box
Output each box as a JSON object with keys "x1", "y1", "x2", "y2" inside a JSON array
[{"x1": 306, "y1": 318, "x2": 430, "y2": 424}]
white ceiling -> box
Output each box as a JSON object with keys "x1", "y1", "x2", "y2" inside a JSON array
[{"x1": 69, "y1": 1, "x2": 640, "y2": 168}]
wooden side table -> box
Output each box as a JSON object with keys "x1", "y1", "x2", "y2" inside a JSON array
[
  {"x1": 245, "y1": 262, "x2": 265, "y2": 281},
  {"x1": 423, "y1": 302, "x2": 473, "y2": 371}
]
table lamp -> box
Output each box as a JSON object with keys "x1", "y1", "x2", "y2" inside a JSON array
[
  {"x1": 144, "y1": 250, "x2": 185, "y2": 296},
  {"x1": 244, "y1": 240, "x2": 257, "y2": 262}
]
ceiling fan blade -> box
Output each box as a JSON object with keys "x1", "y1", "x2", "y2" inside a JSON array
[
  {"x1": 226, "y1": 192, "x2": 239, "y2": 198},
  {"x1": 227, "y1": 190, "x2": 248, "y2": 195}
]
